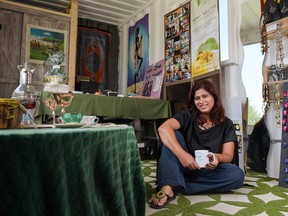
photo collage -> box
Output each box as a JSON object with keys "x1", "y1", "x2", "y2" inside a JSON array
[{"x1": 164, "y1": 2, "x2": 191, "y2": 83}]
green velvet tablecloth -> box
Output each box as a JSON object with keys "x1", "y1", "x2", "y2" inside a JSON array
[
  {"x1": 0, "y1": 126, "x2": 145, "y2": 216},
  {"x1": 36, "y1": 92, "x2": 172, "y2": 120}
]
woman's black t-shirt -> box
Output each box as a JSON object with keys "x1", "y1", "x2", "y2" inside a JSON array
[{"x1": 173, "y1": 108, "x2": 237, "y2": 156}]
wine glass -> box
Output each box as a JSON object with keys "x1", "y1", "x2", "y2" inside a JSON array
[
  {"x1": 43, "y1": 97, "x2": 59, "y2": 125},
  {"x1": 20, "y1": 94, "x2": 40, "y2": 125},
  {"x1": 52, "y1": 93, "x2": 75, "y2": 114}
]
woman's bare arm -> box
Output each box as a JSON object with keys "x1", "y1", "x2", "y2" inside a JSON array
[{"x1": 216, "y1": 141, "x2": 235, "y2": 163}]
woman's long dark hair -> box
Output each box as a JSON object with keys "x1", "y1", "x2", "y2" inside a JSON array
[{"x1": 186, "y1": 79, "x2": 225, "y2": 125}]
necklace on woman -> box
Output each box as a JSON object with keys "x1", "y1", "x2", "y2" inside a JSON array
[{"x1": 198, "y1": 122, "x2": 215, "y2": 130}]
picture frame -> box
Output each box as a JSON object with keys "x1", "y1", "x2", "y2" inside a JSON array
[{"x1": 25, "y1": 24, "x2": 67, "y2": 64}]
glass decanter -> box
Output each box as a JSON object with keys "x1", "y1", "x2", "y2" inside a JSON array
[{"x1": 12, "y1": 62, "x2": 39, "y2": 125}]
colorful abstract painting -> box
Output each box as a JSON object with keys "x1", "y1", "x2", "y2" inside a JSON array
[{"x1": 127, "y1": 14, "x2": 149, "y2": 94}]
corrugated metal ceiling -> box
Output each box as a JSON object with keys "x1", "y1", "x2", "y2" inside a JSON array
[
  {"x1": 8, "y1": 0, "x2": 154, "y2": 26},
  {"x1": 8, "y1": 0, "x2": 261, "y2": 44}
]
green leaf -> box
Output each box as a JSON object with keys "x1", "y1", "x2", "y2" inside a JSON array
[
  {"x1": 197, "y1": 37, "x2": 219, "y2": 52},
  {"x1": 205, "y1": 37, "x2": 219, "y2": 50},
  {"x1": 197, "y1": 43, "x2": 210, "y2": 52}
]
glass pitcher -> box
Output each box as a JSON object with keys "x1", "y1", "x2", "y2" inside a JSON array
[{"x1": 12, "y1": 62, "x2": 39, "y2": 124}]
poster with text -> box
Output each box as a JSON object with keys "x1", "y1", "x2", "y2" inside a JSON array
[
  {"x1": 141, "y1": 59, "x2": 165, "y2": 98},
  {"x1": 191, "y1": 0, "x2": 220, "y2": 77},
  {"x1": 127, "y1": 14, "x2": 149, "y2": 95}
]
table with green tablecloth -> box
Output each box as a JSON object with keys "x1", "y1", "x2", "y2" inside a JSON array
[
  {"x1": 36, "y1": 92, "x2": 172, "y2": 120},
  {"x1": 0, "y1": 126, "x2": 146, "y2": 216}
]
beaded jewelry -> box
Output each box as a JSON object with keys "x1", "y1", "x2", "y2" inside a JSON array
[
  {"x1": 275, "y1": 83, "x2": 281, "y2": 127},
  {"x1": 262, "y1": 83, "x2": 270, "y2": 113},
  {"x1": 198, "y1": 123, "x2": 215, "y2": 131},
  {"x1": 276, "y1": 22, "x2": 285, "y2": 74},
  {"x1": 260, "y1": 15, "x2": 269, "y2": 54}
]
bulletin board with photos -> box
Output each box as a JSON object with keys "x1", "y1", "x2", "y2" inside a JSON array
[{"x1": 164, "y1": 2, "x2": 191, "y2": 83}]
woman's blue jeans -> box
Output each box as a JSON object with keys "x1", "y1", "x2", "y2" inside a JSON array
[{"x1": 157, "y1": 131, "x2": 245, "y2": 194}]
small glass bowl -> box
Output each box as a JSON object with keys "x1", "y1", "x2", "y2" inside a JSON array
[{"x1": 62, "y1": 113, "x2": 83, "y2": 124}]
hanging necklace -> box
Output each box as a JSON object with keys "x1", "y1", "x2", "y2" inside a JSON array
[
  {"x1": 275, "y1": 83, "x2": 281, "y2": 128},
  {"x1": 276, "y1": 22, "x2": 284, "y2": 73},
  {"x1": 262, "y1": 82, "x2": 270, "y2": 113}
]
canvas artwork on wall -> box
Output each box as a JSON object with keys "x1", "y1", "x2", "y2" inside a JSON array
[
  {"x1": 26, "y1": 24, "x2": 67, "y2": 64},
  {"x1": 127, "y1": 14, "x2": 149, "y2": 95},
  {"x1": 76, "y1": 27, "x2": 110, "y2": 86}
]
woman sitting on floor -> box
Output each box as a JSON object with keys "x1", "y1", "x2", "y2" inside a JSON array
[{"x1": 150, "y1": 79, "x2": 244, "y2": 209}]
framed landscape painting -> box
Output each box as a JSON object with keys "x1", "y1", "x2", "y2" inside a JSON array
[{"x1": 26, "y1": 24, "x2": 67, "y2": 64}]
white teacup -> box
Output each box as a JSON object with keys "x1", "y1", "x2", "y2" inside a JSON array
[
  {"x1": 80, "y1": 116, "x2": 99, "y2": 125},
  {"x1": 195, "y1": 150, "x2": 215, "y2": 168}
]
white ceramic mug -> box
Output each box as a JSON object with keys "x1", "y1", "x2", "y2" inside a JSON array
[
  {"x1": 80, "y1": 116, "x2": 99, "y2": 125},
  {"x1": 195, "y1": 150, "x2": 215, "y2": 168}
]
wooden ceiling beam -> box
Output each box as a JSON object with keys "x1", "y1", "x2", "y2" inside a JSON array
[
  {"x1": 0, "y1": 0, "x2": 70, "y2": 20},
  {"x1": 68, "y1": 0, "x2": 78, "y2": 91}
]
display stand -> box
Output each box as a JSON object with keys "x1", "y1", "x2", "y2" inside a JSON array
[{"x1": 262, "y1": 17, "x2": 288, "y2": 186}]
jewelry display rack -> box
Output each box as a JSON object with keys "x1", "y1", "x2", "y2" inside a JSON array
[{"x1": 262, "y1": 16, "x2": 288, "y2": 187}]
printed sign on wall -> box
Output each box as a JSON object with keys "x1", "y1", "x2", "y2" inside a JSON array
[{"x1": 191, "y1": 0, "x2": 220, "y2": 77}]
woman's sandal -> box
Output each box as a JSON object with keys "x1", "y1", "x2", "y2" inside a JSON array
[{"x1": 150, "y1": 190, "x2": 176, "y2": 209}]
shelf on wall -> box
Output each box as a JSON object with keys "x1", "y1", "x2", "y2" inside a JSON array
[
  {"x1": 192, "y1": 69, "x2": 220, "y2": 81},
  {"x1": 165, "y1": 78, "x2": 191, "y2": 87}
]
